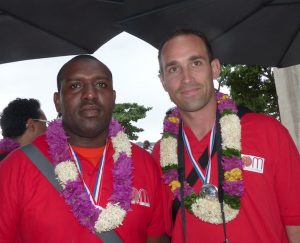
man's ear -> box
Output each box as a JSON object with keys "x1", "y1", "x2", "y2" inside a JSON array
[
  {"x1": 112, "y1": 90, "x2": 116, "y2": 109},
  {"x1": 25, "y1": 118, "x2": 35, "y2": 131},
  {"x1": 53, "y1": 92, "x2": 62, "y2": 114},
  {"x1": 211, "y1": 58, "x2": 221, "y2": 80},
  {"x1": 113, "y1": 90, "x2": 116, "y2": 103}
]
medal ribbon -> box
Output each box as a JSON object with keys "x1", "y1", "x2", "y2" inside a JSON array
[
  {"x1": 70, "y1": 144, "x2": 107, "y2": 205},
  {"x1": 182, "y1": 124, "x2": 215, "y2": 184}
]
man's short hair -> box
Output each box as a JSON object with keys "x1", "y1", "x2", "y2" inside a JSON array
[
  {"x1": 0, "y1": 98, "x2": 42, "y2": 138},
  {"x1": 158, "y1": 29, "x2": 214, "y2": 74},
  {"x1": 56, "y1": 55, "x2": 113, "y2": 91}
]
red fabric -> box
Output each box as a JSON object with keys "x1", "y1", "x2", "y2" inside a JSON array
[
  {"x1": 152, "y1": 113, "x2": 300, "y2": 243},
  {"x1": 0, "y1": 151, "x2": 8, "y2": 161},
  {"x1": 72, "y1": 145, "x2": 105, "y2": 167},
  {"x1": 0, "y1": 135, "x2": 165, "y2": 243}
]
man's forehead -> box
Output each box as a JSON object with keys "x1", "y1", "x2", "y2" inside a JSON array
[
  {"x1": 62, "y1": 59, "x2": 112, "y2": 79},
  {"x1": 163, "y1": 34, "x2": 205, "y2": 51},
  {"x1": 66, "y1": 58, "x2": 104, "y2": 69},
  {"x1": 161, "y1": 36, "x2": 208, "y2": 62}
]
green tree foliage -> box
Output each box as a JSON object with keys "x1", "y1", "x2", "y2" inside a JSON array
[
  {"x1": 218, "y1": 65, "x2": 280, "y2": 119},
  {"x1": 112, "y1": 103, "x2": 152, "y2": 141}
]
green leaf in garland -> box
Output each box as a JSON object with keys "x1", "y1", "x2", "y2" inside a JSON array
[
  {"x1": 184, "y1": 193, "x2": 198, "y2": 211},
  {"x1": 162, "y1": 164, "x2": 178, "y2": 173},
  {"x1": 223, "y1": 148, "x2": 241, "y2": 157},
  {"x1": 224, "y1": 194, "x2": 240, "y2": 209},
  {"x1": 221, "y1": 109, "x2": 236, "y2": 116},
  {"x1": 162, "y1": 132, "x2": 177, "y2": 139}
]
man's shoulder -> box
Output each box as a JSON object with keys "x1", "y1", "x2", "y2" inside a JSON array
[
  {"x1": 0, "y1": 152, "x2": 8, "y2": 161},
  {"x1": 241, "y1": 112, "x2": 295, "y2": 148},
  {"x1": 30, "y1": 134, "x2": 51, "y2": 156},
  {"x1": 0, "y1": 146, "x2": 34, "y2": 179},
  {"x1": 0, "y1": 135, "x2": 49, "y2": 170},
  {"x1": 131, "y1": 142, "x2": 153, "y2": 159},
  {"x1": 241, "y1": 112, "x2": 284, "y2": 129},
  {"x1": 130, "y1": 142, "x2": 162, "y2": 171}
]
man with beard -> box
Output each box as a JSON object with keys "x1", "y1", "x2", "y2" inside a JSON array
[
  {"x1": 152, "y1": 29, "x2": 300, "y2": 243},
  {"x1": 0, "y1": 55, "x2": 169, "y2": 243}
]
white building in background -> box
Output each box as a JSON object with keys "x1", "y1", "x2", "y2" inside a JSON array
[{"x1": 274, "y1": 64, "x2": 300, "y2": 151}]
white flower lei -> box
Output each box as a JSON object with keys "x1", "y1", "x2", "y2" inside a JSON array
[
  {"x1": 191, "y1": 197, "x2": 238, "y2": 224},
  {"x1": 160, "y1": 136, "x2": 178, "y2": 168},
  {"x1": 54, "y1": 130, "x2": 131, "y2": 233},
  {"x1": 160, "y1": 93, "x2": 243, "y2": 224}
]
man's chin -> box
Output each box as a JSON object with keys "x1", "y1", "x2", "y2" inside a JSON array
[{"x1": 78, "y1": 126, "x2": 107, "y2": 139}]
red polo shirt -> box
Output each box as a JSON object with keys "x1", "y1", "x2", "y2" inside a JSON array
[
  {"x1": 0, "y1": 135, "x2": 165, "y2": 242},
  {"x1": 152, "y1": 113, "x2": 300, "y2": 243}
]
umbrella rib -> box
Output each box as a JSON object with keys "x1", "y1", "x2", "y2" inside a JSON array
[
  {"x1": 277, "y1": 23, "x2": 300, "y2": 67},
  {"x1": 211, "y1": 0, "x2": 275, "y2": 42},
  {"x1": 118, "y1": 0, "x2": 300, "y2": 24},
  {"x1": 0, "y1": 9, "x2": 91, "y2": 52},
  {"x1": 119, "y1": 0, "x2": 300, "y2": 23},
  {"x1": 268, "y1": 2, "x2": 300, "y2": 6},
  {"x1": 119, "y1": 0, "x2": 197, "y2": 23}
]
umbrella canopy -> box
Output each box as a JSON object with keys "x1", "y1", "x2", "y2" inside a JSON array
[
  {"x1": 1, "y1": 0, "x2": 299, "y2": 67},
  {"x1": 0, "y1": 0, "x2": 124, "y2": 64},
  {"x1": 120, "y1": 0, "x2": 300, "y2": 68}
]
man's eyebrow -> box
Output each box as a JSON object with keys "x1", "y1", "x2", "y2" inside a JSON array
[
  {"x1": 189, "y1": 55, "x2": 206, "y2": 61},
  {"x1": 164, "y1": 55, "x2": 207, "y2": 69},
  {"x1": 62, "y1": 75, "x2": 82, "y2": 81},
  {"x1": 164, "y1": 60, "x2": 178, "y2": 70},
  {"x1": 94, "y1": 75, "x2": 112, "y2": 81}
]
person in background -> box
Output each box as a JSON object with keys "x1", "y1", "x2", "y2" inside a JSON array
[
  {"x1": 0, "y1": 55, "x2": 169, "y2": 243},
  {"x1": 143, "y1": 140, "x2": 152, "y2": 153},
  {"x1": 152, "y1": 29, "x2": 300, "y2": 243},
  {"x1": 0, "y1": 98, "x2": 47, "y2": 161}
]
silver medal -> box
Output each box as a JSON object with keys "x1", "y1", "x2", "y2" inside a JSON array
[{"x1": 200, "y1": 183, "x2": 218, "y2": 199}]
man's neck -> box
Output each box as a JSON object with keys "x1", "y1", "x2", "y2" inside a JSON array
[
  {"x1": 67, "y1": 132, "x2": 108, "y2": 148},
  {"x1": 179, "y1": 101, "x2": 217, "y2": 141},
  {"x1": 16, "y1": 134, "x2": 29, "y2": 146}
]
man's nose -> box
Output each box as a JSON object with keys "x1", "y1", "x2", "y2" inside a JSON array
[
  {"x1": 181, "y1": 67, "x2": 193, "y2": 84},
  {"x1": 82, "y1": 84, "x2": 97, "y2": 100}
]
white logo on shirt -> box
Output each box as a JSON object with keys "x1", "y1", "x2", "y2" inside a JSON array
[
  {"x1": 131, "y1": 187, "x2": 150, "y2": 207},
  {"x1": 242, "y1": 154, "x2": 265, "y2": 174}
]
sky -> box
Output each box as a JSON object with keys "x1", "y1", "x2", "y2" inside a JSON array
[
  {"x1": 0, "y1": 32, "x2": 224, "y2": 143},
  {"x1": 0, "y1": 32, "x2": 175, "y2": 143}
]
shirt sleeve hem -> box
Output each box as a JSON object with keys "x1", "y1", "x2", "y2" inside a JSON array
[{"x1": 283, "y1": 216, "x2": 300, "y2": 225}]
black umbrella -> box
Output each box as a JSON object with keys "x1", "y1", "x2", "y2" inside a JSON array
[
  {"x1": 120, "y1": 0, "x2": 300, "y2": 68},
  {"x1": 1, "y1": 0, "x2": 299, "y2": 67},
  {"x1": 0, "y1": 0, "x2": 124, "y2": 64}
]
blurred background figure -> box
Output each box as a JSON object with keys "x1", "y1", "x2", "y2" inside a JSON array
[
  {"x1": 143, "y1": 140, "x2": 152, "y2": 153},
  {"x1": 0, "y1": 98, "x2": 47, "y2": 160}
]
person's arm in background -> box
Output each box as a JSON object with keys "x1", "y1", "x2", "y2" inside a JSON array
[
  {"x1": 286, "y1": 226, "x2": 300, "y2": 243},
  {"x1": 0, "y1": 152, "x2": 21, "y2": 242},
  {"x1": 275, "y1": 119, "x2": 300, "y2": 243}
]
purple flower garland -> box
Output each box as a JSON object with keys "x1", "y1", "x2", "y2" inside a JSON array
[
  {"x1": 161, "y1": 91, "x2": 244, "y2": 210},
  {"x1": 0, "y1": 137, "x2": 20, "y2": 153},
  {"x1": 46, "y1": 119, "x2": 133, "y2": 232}
]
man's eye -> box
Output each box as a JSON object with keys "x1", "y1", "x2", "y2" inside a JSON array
[
  {"x1": 193, "y1": 60, "x2": 201, "y2": 66},
  {"x1": 96, "y1": 82, "x2": 107, "y2": 88},
  {"x1": 168, "y1": 66, "x2": 178, "y2": 73},
  {"x1": 70, "y1": 83, "x2": 81, "y2": 89}
]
